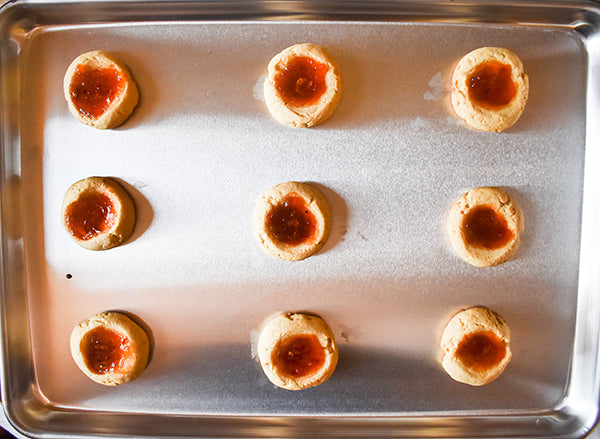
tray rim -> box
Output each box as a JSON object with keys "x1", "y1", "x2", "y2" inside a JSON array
[{"x1": 2, "y1": 0, "x2": 600, "y2": 437}]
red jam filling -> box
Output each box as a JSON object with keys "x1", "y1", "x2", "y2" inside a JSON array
[
  {"x1": 82, "y1": 326, "x2": 131, "y2": 375},
  {"x1": 468, "y1": 60, "x2": 517, "y2": 110},
  {"x1": 266, "y1": 193, "x2": 317, "y2": 246},
  {"x1": 70, "y1": 64, "x2": 125, "y2": 118},
  {"x1": 456, "y1": 330, "x2": 507, "y2": 372},
  {"x1": 65, "y1": 190, "x2": 116, "y2": 241},
  {"x1": 463, "y1": 204, "x2": 514, "y2": 250},
  {"x1": 274, "y1": 56, "x2": 329, "y2": 107},
  {"x1": 273, "y1": 334, "x2": 326, "y2": 378}
]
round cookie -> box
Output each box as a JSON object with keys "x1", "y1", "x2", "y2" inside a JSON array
[
  {"x1": 64, "y1": 50, "x2": 139, "y2": 129},
  {"x1": 447, "y1": 187, "x2": 524, "y2": 267},
  {"x1": 257, "y1": 312, "x2": 338, "y2": 391},
  {"x1": 264, "y1": 43, "x2": 342, "y2": 128},
  {"x1": 253, "y1": 181, "x2": 331, "y2": 261},
  {"x1": 62, "y1": 176, "x2": 136, "y2": 251},
  {"x1": 451, "y1": 47, "x2": 529, "y2": 132},
  {"x1": 70, "y1": 311, "x2": 150, "y2": 386},
  {"x1": 440, "y1": 306, "x2": 512, "y2": 386}
]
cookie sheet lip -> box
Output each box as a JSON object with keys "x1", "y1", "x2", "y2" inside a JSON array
[
  {"x1": 70, "y1": 311, "x2": 150, "y2": 386},
  {"x1": 263, "y1": 43, "x2": 342, "y2": 128},
  {"x1": 440, "y1": 306, "x2": 512, "y2": 386},
  {"x1": 64, "y1": 50, "x2": 139, "y2": 129},
  {"x1": 61, "y1": 176, "x2": 136, "y2": 251},
  {"x1": 257, "y1": 312, "x2": 338, "y2": 391},
  {"x1": 451, "y1": 46, "x2": 529, "y2": 132},
  {"x1": 446, "y1": 186, "x2": 524, "y2": 268},
  {"x1": 253, "y1": 181, "x2": 332, "y2": 261}
]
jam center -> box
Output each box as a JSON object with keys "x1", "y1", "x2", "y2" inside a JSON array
[
  {"x1": 82, "y1": 326, "x2": 131, "y2": 375},
  {"x1": 455, "y1": 330, "x2": 507, "y2": 372},
  {"x1": 468, "y1": 60, "x2": 517, "y2": 110},
  {"x1": 65, "y1": 191, "x2": 116, "y2": 241},
  {"x1": 266, "y1": 193, "x2": 317, "y2": 246},
  {"x1": 70, "y1": 64, "x2": 125, "y2": 118},
  {"x1": 274, "y1": 56, "x2": 329, "y2": 107},
  {"x1": 273, "y1": 334, "x2": 326, "y2": 378},
  {"x1": 463, "y1": 204, "x2": 514, "y2": 250}
]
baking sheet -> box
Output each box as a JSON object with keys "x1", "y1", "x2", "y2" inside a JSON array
[{"x1": 1, "y1": 0, "x2": 599, "y2": 437}]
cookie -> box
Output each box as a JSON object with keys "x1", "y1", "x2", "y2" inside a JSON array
[
  {"x1": 447, "y1": 187, "x2": 524, "y2": 267},
  {"x1": 264, "y1": 43, "x2": 342, "y2": 128},
  {"x1": 64, "y1": 50, "x2": 139, "y2": 129},
  {"x1": 70, "y1": 312, "x2": 150, "y2": 386},
  {"x1": 440, "y1": 306, "x2": 512, "y2": 386},
  {"x1": 253, "y1": 181, "x2": 331, "y2": 261},
  {"x1": 451, "y1": 47, "x2": 529, "y2": 132},
  {"x1": 257, "y1": 312, "x2": 338, "y2": 390},
  {"x1": 62, "y1": 176, "x2": 136, "y2": 251}
]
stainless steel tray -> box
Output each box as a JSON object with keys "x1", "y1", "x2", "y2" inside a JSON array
[{"x1": 1, "y1": 0, "x2": 600, "y2": 437}]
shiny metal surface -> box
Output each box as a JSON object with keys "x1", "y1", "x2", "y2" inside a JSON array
[{"x1": 1, "y1": 0, "x2": 599, "y2": 437}]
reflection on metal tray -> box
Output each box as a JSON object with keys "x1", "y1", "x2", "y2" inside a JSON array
[{"x1": 1, "y1": 0, "x2": 599, "y2": 437}]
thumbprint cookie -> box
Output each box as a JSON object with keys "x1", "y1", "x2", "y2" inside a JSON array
[
  {"x1": 62, "y1": 176, "x2": 136, "y2": 251},
  {"x1": 264, "y1": 43, "x2": 342, "y2": 128},
  {"x1": 257, "y1": 312, "x2": 338, "y2": 390},
  {"x1": 64, "y1": 50, "x2": 139, "y2": 129},
  {"x1": 451, "y1": 47, "x2": 529, "y2": 132},
  {"x1": 253, "y1": 181, "x2": 331, "y2": 261},
  {"x1": 70, "y1": 311, "x2": 150, "y2": 386}
]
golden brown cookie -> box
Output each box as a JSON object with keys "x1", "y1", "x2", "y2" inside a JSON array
[
  {"x1": 440, "y1": 306, "x2": 512, "y2": 386},
  {"x1": 264, "y1": 43, "x2": 342, "y2": 128},
  {"x1": 62, "y1": 176, "x2": 136, "y2": 251},
  {"x1": 447, "y1": 187, "x2": 524, "y2": 267},
  {"x1": 451, "y1": 47, "x2": 529, "y2": 132},
  {"x1": 253, "y1": 181, "x2": 331, "y2": 261},
  {"x1": 257, "y1": 312, "x2": 338, "y2": 390},
  {"x1": 70, "y1": 311, "x2": 150, "y2": 386},
  {"x1": 64, "y1": 50, "x2": 139, "y2": 129}
]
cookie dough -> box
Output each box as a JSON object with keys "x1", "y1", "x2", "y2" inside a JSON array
[
  {"x1": 62, "y1": 176, "x2": 136, "y2": 251},
  {"x1": 257, "y1": 312, "x2": 338, "y2": 390},
  {"x1": 253, "y1": 181, "x2": 331, "y2": 261},
  {"x1": 264, "y1": 43, "x2": 342, "y2": 128},
  {"x1": 447, "y1": 187, "x2": 524, "y2": 267},
  {"x1": 64, "y1": 50, "x2": 139, "y2": 129},
  {"x1": 440, "y1": 306, "x2": 512, "y2": 386},
  {"x1": 70, "y1": 311, "x2": 150, "y2": 386},
  {"x1": 451, "y1": 47, "x2": 529, "y2": 132}
]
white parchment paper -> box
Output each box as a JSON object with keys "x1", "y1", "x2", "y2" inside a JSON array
[{"x1": 19, "y1": 21, "x2": 585, "y2": 415}]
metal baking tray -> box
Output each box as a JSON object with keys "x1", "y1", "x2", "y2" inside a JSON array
[{"x1": 1, "y1": 0, "x2": 600, "y2": 437}]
